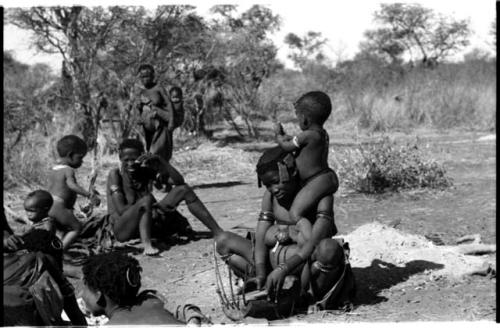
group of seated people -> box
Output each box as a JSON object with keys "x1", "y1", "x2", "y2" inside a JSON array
[{"x1": 4, "y1": 71, "x2": 355, "y2": 325}]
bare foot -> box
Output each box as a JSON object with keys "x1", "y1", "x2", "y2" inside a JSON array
[{"x1": 143, "y1": 243, "x2": 160, "y2": 256}]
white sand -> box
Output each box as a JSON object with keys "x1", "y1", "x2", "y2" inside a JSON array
[{"x1": 340, "y1": 222, "x2": 495, "y2": 279}]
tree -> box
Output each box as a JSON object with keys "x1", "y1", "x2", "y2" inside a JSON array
[
  {"x1": 360, "y1": 28, "x2": 405, "y2": 64},
  {"x1": 4, "y1": 52, "x2": 56, "y2": 148},
  {"x1": 4, "y1": 52, "x2": 58, "y2": 185},
  {"x1": 203, "y1": 4, "x2": 281, "y2": 137},
  {"x1": 362, "y1": 3, "x2": 471, "y2": 65},
  {"x1": 7, "y1": 5, "x2": 281, "y2": 146},
  {"x1": 284, "y1": 31, "x2": 328, "y2": 70},
  {"x1": 90, "y1": 6, "x2": 211, "y2": 140},
  {"x1": 8, "y1": 7, "x2": 123, "y2": 149},
  {"x1": 463, "y1": 47, "x2": 491, "y2": 62},
  {"x1": 8, "y1": 6, "x2": 212, "y2": 146}
]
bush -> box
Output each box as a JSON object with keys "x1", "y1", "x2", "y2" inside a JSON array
[{"x1": 333, "y1": 138, "x2": 452, "y2": 193}]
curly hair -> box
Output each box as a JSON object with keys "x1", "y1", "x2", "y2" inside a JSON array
[
  {"x1": 294, "y1": 91, "x2": 332, "y2": 125},
  {"x1": 119, "y1": 139, "x2": 144, "y2": 154},
  {"x1": 56, "y1": 135, "x2": 88, "y2": 157},
  {"x1": 24, "y1": 190, "x2": 53, "y2": 210},
  {"x1": 256, "y1": 146, "x2": 292, "y2": 177},
  {"x1": 82, "y1": 252, "x2": 142, "y2": 307}
]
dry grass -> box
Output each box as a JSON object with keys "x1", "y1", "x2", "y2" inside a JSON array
[{"x1": 262, "y1": 61, "x2": 496, "y2": 133}]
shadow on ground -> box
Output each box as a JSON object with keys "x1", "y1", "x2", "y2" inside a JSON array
[
  {"x1": 353, "y1": 259, "x2": 444, "y2": 305},
  {"x1": 192, "y1": 181, "x2": 248, "y2": 189}
]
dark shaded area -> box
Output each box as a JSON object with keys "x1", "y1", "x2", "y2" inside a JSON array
[
  {"x1": 352, "y1": 259, "x2": 444, "y2": 305},
  {"x1": 192, "y1": 181, "x2": 248, "y2": 189}
]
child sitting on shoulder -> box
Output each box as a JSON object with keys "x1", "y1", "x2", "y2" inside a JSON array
[
  {"x1": 274, "y1": 91, "x2": 339, "y2": 224},
  {"x1": 47, "y1": 135, "x2": 100, "y2": 250}
]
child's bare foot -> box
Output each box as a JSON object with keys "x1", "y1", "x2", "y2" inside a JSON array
[{"x1": 143, "y1": 243, "x2": 159, "y2": 256}]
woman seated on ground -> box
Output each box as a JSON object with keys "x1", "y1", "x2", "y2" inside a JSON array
[
  {"x1": 215, "y1": 147, "x2": 355, "y2": 311},
  {"x1": 81, "y1": 251, "x2": 209, "y2": 325},
  {"x1": 3, "y1": 228, "x2": 87, "y2": 326},
  {"x1": 106, "y1": 138, "x2": 223, "y2": 255}
]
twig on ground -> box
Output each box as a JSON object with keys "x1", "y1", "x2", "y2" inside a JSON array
[
  {"x1": 456, "y1": 234, "x2": 481, "y2": 244},
  {"x1": 455, "y1": 244, "x2": 496, "y2": 255}
]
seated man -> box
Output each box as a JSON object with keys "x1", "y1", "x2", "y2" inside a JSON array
[
  {"x1": 215, "y1": 147, "x2": 354, "y2": 313},
  {"x1": 81, "y1": 252, "x2": 209, "y2": 325},
  {"x1": 106, "y1": 139, "x2": 223, "y2": 255}
]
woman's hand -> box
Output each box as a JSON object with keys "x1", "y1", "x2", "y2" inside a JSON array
[{"x1": 265, "y1": 267, "x2": 287, "y2": 302}]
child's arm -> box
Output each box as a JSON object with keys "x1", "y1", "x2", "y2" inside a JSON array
[
  {"x1": 276, "y1": 129, "x2": 318, "y2": 152},
  {"x1": 65, "y1": 168, "x2": 91, "y2": 198}
]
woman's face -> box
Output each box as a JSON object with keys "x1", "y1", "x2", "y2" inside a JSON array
[
  {"x1": 81, "y1": 282, "x2": 105, "y2": 316},
  {"x1": 259, "y1": 170, "x2": 298, "y2": 206},
  {"x1": 119, "y1": 148, "x2": 142, "y2": 172}
]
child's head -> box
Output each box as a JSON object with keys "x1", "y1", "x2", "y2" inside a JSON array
[
  {"x1": 138, "y1": 64, "x2": 155, "y2": 86},
  {"x1": 82, "y1": 252, "x2": 142, "y2": 315},
  {"x1": 294, "y1": 91, "x2": 332, "y2": 129},
  {"x1": 24, "y1": 190, "x2": 53, "y2": 223},
  {"x1": 311, "y1": 238, "x2": 343, "y2": 276},
  {"x1": 314, "y1": 238, "x2": 342, "y2": 265},
  {"x1": 56, "y1": 135, "x2": 88, "y2": 168},
  {"x1": 169, "y1": 86, "x2": 183, "y2": 103}
]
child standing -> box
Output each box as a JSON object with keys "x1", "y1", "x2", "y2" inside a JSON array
[
  {"x1": 47, "y1": 135, "x2": 100, "y2": 250},
  {"x1": 136, "y1": 64, "x2": 175, "y2": 162},
  {"x1": 169, "y1": 86, "x2": 185, "y2": 131},
  {"x1": 274, "y1": 91, "x2": 339, "y2": 224}
]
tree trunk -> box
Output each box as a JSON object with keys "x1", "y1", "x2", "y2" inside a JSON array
[{"x1": 65, "y1": 7, "x2": 98, "y2": 150}]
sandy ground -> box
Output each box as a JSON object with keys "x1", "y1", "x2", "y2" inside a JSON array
[{"x1": 4, "y1": 129, "x2": 496, "y2": 324}]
